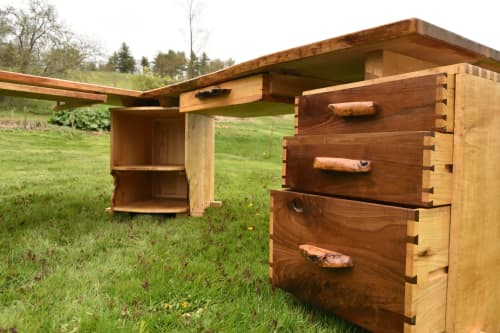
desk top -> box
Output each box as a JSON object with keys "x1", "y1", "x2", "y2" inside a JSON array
[
  {"x1": 144, "y1": 18, "x2": 500, "y2": 98},
  {"x1": 0, "y1": 18, "x2": 499, "y2": 107}
]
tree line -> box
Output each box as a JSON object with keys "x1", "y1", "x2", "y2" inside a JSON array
[
  {"x1": 0, "y1": 0, "x2": 235, "y2": 82},
  {"x1": 104, "y1": 42, "x2": 234, "y2": 81}
]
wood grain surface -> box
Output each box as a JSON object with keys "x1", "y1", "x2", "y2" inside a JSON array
[
  {"x1": 179, "y1": 73, "x2": 331, "y2": 116},
  {"x1": 110, "y1": 108, "x2": 189, "y2": 213},
  {"x1": 270, "y1": 190, "x2": 418, "y2": 332},
  {"x1": 143, "y1": 19, "x2": 500, "y2": 98},
  {"x1": 185, "y1": 114, "x2": 215, "y2": 216},
  {"x1": 446, "y1": 71, "x2": 500, "y2": 333},
  {"x1": 283, "y1": 132, "x2": 452, "y2": 207},
  {"x1": 296, "y1": 74, "x2": 452, "y2": 135},
  {"x1": 0, "y1": 69, "x2": 148, "y2": 106}
]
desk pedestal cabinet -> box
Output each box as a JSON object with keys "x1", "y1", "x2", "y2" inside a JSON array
[
  {"x1": 109, "y1": 107, "x2": 215, "y2": 216},
  {"x1": 270, "y1": 64, "x2": 500, "y2": 333}
]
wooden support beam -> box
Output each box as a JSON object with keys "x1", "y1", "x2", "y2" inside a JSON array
[
  {"x1": 0, "y1": 81, "x2": 107, "y2": 104},
  {"x1": 0, "y1": 70, "x2": 154, "y2": 107},
  {"x1": 365, "y1": 50, "x2": 437, "y2": 79},
  {"x1": 185, "y1": 114, "x2": 215, "y2": 216},
  {"x1": 0, "y1": 70, "x2": 141, "y2": 97}
]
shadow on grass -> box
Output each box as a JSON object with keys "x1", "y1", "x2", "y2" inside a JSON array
[{"x1": 280, "y1": 294, "x2": 369, "y2": 333}]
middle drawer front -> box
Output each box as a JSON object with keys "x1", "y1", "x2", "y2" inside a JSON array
[{"x1": 283, "y1": 131, "x2": 453, "y2": 207}]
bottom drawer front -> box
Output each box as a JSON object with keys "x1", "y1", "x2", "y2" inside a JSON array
[{"x1": 270, "y1": 190, "x2": 449, "y2": 333}]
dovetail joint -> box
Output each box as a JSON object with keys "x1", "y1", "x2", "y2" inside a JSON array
[
  {"x1": 404, "y1": 316, "x2": 417, "y2": 325},
  {"x1": 405, "y1": 275, "x2": 418, "y2": 284}
]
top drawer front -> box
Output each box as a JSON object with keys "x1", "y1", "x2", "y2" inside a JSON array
[{"x1": 296, "y1": 74, "x2": 454, "y2": 135}]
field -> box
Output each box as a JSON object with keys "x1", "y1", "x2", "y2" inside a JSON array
[{"x1": 0, "y1": 108, "x2": 364, "y2": 332}]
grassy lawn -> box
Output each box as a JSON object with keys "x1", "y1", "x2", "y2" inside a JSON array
[
  {"x1": 0, "y1": 115, "x2": 364, "y2": 332},
  {"x1": 64, "y1": 70, "x2": 137, "y2": 90}
]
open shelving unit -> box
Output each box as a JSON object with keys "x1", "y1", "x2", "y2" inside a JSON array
[{"x1": 109, "y1": 106, "x2": 189, "y2": 214}]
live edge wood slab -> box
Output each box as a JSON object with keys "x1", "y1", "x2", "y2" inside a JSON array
[
  {"x1": 142, "y1": 18, "x2": 500, "y2": 102},
  {"x1": 1, "y1": 18, "x2": 499, "y2": 115}
]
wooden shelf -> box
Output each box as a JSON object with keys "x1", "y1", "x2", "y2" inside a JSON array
[
  {"x1": 112, "y1": 198, "x2": 188, "y2": 214},
  {"x1": 112, "y1": 165, "x2": 185, "y2": 172}
]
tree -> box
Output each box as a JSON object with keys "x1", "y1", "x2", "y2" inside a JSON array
[
  {"x1": 187, "y1": 51, "x2": 199, "y2": 78},
  {"x1": 104, "y1": 51, "x2": 119, "y2": 72},
  {"x1": 140, "y1": 56, "x2": 149, "y2": 69},
  {"x1": 153, "y1": 50, "x2": 187, "y2": 80},
  {"x1": 198, "y1": 52, "x2": 209, "y2": 76},
  {"x1": 0, "y1": 0, "x2": 101, "y2": 75},
  {"x1": 206, "y1": 57, "x2": 235, "y2": 73},
  {"x1": 116, "y1": 42, "x2": 135, "y2": 73},
  {"x1": 182, "y1": 0, "x2": 208, "y2": 78}
]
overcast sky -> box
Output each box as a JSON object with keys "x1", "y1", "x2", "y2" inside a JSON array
[{"x1": 1, "y1": 0, "x2": 499, "y2": 64}]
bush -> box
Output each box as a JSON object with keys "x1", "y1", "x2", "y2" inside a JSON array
[
  {"x1": 48, "y1": 108, "x2": 110, "y2": 131},
  {"x1": 131, "y1": 67, "x2": 171, "y2": 90}
]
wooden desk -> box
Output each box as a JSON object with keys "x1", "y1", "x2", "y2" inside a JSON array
[{"x1": 0, "y1": 18, "x2": 499, "y2": 332}]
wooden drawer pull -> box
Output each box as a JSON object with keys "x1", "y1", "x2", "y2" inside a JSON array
[
  {"x1": 328, "y1": 101, "x2": 377, "y2": 117},
  {"x1": 313, "y1": 157, "x2": 372, "y2": 173},
  {"x1": 299, "y1": 244, "x2": 353, "y2": 268},
  {"x1": 195, "y1": 88, "x2": 231, "y2": 99}
]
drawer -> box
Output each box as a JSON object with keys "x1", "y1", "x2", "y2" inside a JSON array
[
  {"x1": 295, "y1": 73, "x2": 454, "y2": 135},
  {"x1": 283, "y1": 131, "x2": 453, "y2": 207},
  {"x1": 270, "y1": 190, "x2": 450, "y2": 333},
  {"x1": 180, "y1": 73, "x2": 331, "y2": 116}
]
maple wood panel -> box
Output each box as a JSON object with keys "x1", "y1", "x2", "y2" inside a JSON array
[
  {"x1": 446, "y1": 69, "x2": 500, "y2": 333},
  {"x1": 179, "y1": 73, "x2": 332, "y2": 116}
]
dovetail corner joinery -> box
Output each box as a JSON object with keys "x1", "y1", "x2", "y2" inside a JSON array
[
  {"x1": 421, "y1": 133, "x2": 453, "y2": 206},
  {"x1": 435, "y1": 74, "x2": 455, "y2": 133},
  {"x1": 404, "y1": 207, "x2": 450, "y2": 333}
]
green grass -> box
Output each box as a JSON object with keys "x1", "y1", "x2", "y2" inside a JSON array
[
  {"x1": 64, "y1": 70, "x2": 137, "y2": 90},
  {"x1": 0, "y1": 116, "x2": 365, "y2": 332}
]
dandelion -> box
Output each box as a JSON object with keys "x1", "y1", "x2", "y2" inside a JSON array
[
  {"x1": 162, "y1": 303, "x2": 170, "y2": 310},
  {"x1": 247, "y1": 226, "x2": 255, "y2": 231},
  {"x1": 181, "y1": 301, "x2": 189, "y2": 309}
]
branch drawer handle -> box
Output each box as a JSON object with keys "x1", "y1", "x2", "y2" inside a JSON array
[
  {"x1": 328, "y1": 101, "x2": 377, "y2": 117},
  {"x1": 194, "y1": 88, "x2": 231, "y2": 99},
  {"x1": 313, "y1": 157, "x2": 372, "y2": 173},
  {"x1": 299, "y1": 244, "x2": 353, "y2": 268}
]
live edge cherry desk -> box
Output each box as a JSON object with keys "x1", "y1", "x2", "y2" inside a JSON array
[{"x1": 0, "y1": 18, "x2": 499, "y2": 333}]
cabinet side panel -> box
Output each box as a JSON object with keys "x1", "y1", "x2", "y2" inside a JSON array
[
  {"x1": 186, "y1": 114, "x2": 215, "y2": 216},
  {"x1": 447, "y1": 73, "x2": 500, "y2": 333}
]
